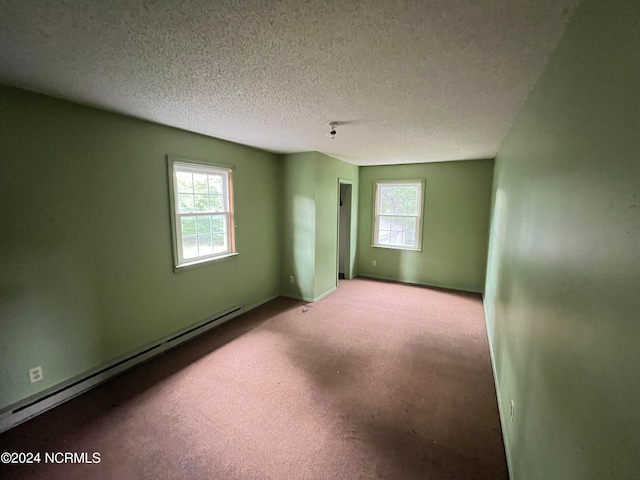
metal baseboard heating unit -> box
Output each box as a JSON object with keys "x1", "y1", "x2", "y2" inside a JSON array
[{"x1": 0, "y1": 305, "x2": 244, "y2": 433}]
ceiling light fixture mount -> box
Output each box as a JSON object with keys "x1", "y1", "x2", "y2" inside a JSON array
[{"x1": 327, "y1": 122, "x2": 337, "y2": 139}]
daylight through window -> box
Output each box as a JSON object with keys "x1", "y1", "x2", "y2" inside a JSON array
[
  {"x1": 373, "y1": 180, "x2": 424, "y2": 250},
  {"x1": 170, "y1": 160, "x2": 235, "y2": 268}
]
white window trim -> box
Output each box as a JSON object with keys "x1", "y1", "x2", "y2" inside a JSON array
[
  {"x1": 372, "y1": 179, "x2": 425, "y2": 251},
  {"x1": 167, "y1": 156, "x2": 237, "y2": 271}
]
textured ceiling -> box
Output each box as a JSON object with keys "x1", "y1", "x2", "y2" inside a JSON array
[{"x1": 0, "y1": 0, "x2": 579, "y2": 165}]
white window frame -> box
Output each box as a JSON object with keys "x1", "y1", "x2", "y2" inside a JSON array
[
  {"x1": 372, "y1": 179, "x2": 425, "y2": 251},
  {"x1": 167, "y1": 156, "x2": 236, "y2": 270}
]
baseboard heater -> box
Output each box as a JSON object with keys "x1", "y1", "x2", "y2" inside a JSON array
[{"x1": 0, "y1": 305, "x2": 244, "y2": 433}]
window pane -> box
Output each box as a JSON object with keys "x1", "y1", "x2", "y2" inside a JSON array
[
  {"x1": 396, "y1": 186, "x2": 419, "y2": 215},
  {"x1": 212, "y1": 233, "x2": 226, "y2": 252},
  {"x1": 178, "y1": 194, "x2": 194, "y2": 213},
  {"x1": 388, "y1": 216, "x2": 405, "y2": 246},
  {"x1": 198, "y1": 235, "x2": 213, "y2": 255},
  {"x1": 398, "y1": 217, "x2": 417, "y2": 247},
  {"x1": 176, "y1": 172, "x2": 193, "y2": 193},
  {"x1": 377, "y1": 229, "x2": 392, "y2": 245},
  {"x1": 378, "y1": 186, "x2": 394, "y2": 215},
  {"x1": 211, "y1": 215, "x2": 225, "y2": 233},
  {"x1": 389, "y1": 216, "x2": 404, "y2": 233},
  {"x1": 208, "y1": 175, "x2": 224, "y2": 195},
  {"x1": 194, "y1": 194, "x2": 208, "y2": 212},
  {"x1": 389, "y1": 230, "x2": 403, "y2": 245},
  {"x1": 378, "y1": 216, "x2": 390, "y2": 232},
  {"x1": 398, "y1": 216, "x2": 415, "y2": 230},
  {"x1": 193, "y1": 174, "x2": 208, "y2": 194},
  {"x1": 377, "y1": 216, "x2": 418, "y2": 247},
  {"x1": 181, "y1": 217, "x2": 197, "y2": 236},
  {"x1": 210, "y1": 194, "x2": 224, "y2": 212},
  {"x1": 182, "y1": 236, "x2": 198, "y2": 259},
  {"x1": 406, "y1": 227, "x2": 416, "y2": 246},
  {"x1": 377, "y1": 184, "x2": 420, "y2": 216},
  {"x1": 197, "y1": 216, "x2": 211, "y2": 234}
]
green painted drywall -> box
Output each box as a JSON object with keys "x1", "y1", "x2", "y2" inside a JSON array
[
  {"x1": 484, "y1": 0, "x2": 640, "y2": 478},
  {"x1": 0, "y1": 85, "x2": 281, "y2": 411},
  {"x1": 280, "y1": 152, "x2": 317, "y2": 301},
  {"x1": 280, "y1": 152, "x2": 358, "y2": 301},
  {"x1": 357, "y1": 160, "x2": 493, "y2": 293}
]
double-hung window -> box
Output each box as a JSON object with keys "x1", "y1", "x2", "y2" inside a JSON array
[
  {"x1": 169, "y1": 158, "x2": 235, "y2": 269},
  {"x1": 373, "y1": 180, "x2": 424, "y2": 250}
]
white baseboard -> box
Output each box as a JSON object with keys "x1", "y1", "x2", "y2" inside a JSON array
[
  {"x1": 482, "y1": 297, "x2": 514, "y2": 479},
  {"x1": 282, "y1": 286, "x2": 337, "y2": 303},
  {"x1": 313, "y1": 286, "x2": 337, "y2": 302},
  {"x1": 0, "y1": 294, "x2": 279, "y2": 434},
  {"x1": 356, "y1": 274, "x2": 483, "y2": 294}
]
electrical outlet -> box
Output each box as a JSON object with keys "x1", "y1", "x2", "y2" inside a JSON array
[
  {"x1": 510, "y1": 400, "x2": 515, "y2": 423},
  {"x1": 289, "y1": 275, "x2": 294, "y2": 284},
  {"x1": 372, "y1": 260, "x2": 376, "y2": 267},
  {"x1": 29, "y1": 366, "x2": 43, "y2": 383}
]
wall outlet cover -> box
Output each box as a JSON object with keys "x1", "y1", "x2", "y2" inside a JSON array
[{"x1": 29, "y1": 366, "x2": 43, "y2": 383}]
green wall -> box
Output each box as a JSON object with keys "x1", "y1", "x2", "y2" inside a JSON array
[
  {"x1": 0, "y1": 85, "x2": 281, "y2": 411},
  {"x1": 484, "y1": 0, "x2": 640, "y2": 478},
  {"x1": 280, "y1": 152, "x2": 359, "y2": 301},
  {"x1": 280, "y1": 152, "x2": 317, "y2": 300},
  {"x1": 357, "y1": 160, "x2": 493, "y2": 293}
]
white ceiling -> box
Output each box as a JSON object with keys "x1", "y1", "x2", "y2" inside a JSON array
[{"x1": 0, "y1": 0, "x2": 579, "y2": 165}]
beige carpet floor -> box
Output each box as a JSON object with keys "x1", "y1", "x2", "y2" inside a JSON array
[{"x1": 0, "y1": 278, "x2": 508, "y2": 479}]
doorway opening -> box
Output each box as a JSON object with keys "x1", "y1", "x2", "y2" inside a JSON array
[{"x1": 337, "y1": 181, "x2": 353, "y2": 284}]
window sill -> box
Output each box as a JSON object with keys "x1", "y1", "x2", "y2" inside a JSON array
[
  {"x1": 370, "y1": 245, "x2": 422, "y2": 252},
  {"x1": 173, "y1": 252, "x2": 239, "y2": 273}
]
